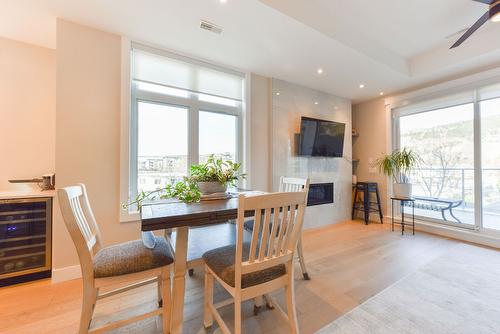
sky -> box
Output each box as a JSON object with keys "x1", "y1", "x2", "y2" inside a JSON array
[{"x1": 138, "y1": 102, "x2": 236, "y2": 157}]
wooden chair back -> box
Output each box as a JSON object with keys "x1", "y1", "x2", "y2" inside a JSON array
[
  {"x1": 279, "y1": 176, "x2": 310, "y2": 195},
  {"x1": 57, "y1": 184, "x2": 103, "y2": 280},
  {"x1": 235, "y1": 191, "x2": 308, "y2": 288}
]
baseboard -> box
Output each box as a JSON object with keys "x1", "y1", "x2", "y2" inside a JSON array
[
  {"x1": 51, "y1": 264, "x2": 81, "y2": 283},
  {"x1": 385, "y1": 215, "x2": 500, "y2": 249}
]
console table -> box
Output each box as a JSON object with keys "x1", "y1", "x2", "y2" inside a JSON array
[{"x1": 391, "y1": 197, "x2": 415, "y2": 235}]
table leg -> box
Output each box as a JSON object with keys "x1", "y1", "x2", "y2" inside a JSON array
[
  {"x1": 171, "y1": 226, "x2": 189, "y2": 334},
  {"x1": 413, "y1": 202, "x2": 415, "y2": 235},
  {"x1": 401, "y1": 201, "x2": 405, "y2": 236},
  {"x1": 391, "y1": 199, "x2": 394, "y2": 232}
]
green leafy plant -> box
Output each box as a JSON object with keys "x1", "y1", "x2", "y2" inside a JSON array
[
  {"x1": 189, "y1": 155, "x2": 245, "y2": 186},
  {"x1": 122, "y1": 155, "x2": 245, "y2": 209},
  {"x1": 373, "y1": 148, "x2": 421, "y2": 184}
]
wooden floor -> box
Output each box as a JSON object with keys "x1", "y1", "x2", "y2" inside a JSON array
[{"x1": 0, "y1": 220, "x2": 469, "y2": 334}]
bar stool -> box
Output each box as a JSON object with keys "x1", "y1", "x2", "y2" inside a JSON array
[{"x1": 351, "y1": 181, "x2": 383, "y2": 225}]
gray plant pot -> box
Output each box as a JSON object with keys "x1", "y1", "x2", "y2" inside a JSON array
[
  {"x1": 393, "y1": 183, "x2": 412, "y2": 198},
  {"x1": 197, "y1": 181, "x2": 227, "y2": 195}
]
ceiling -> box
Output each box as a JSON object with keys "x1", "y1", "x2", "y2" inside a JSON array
[{"x1": 2, "y1": 0, "x2": 500, "y2": 103}]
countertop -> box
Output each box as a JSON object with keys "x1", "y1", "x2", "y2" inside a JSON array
[{"x1": 0, "y1": 189, "x2": 55, "y2": 200}]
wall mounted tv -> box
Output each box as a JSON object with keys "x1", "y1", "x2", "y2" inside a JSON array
[{"x1": 298, "y1": 116, "x2": 346, "y2": 157}]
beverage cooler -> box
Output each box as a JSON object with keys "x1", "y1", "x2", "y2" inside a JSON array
[{"x1": 0, "y1": 197, "x2": 52, "y2": 286}]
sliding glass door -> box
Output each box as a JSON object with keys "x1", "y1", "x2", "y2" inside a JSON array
[
  {"x1": 481, "y1": 97, "x2": 500, "y2": 231},
  {"x1": 393, "y1": 82, "x2": 500, "y2": 233},
  {"x1": 398, "y1": 104, "x2": 476, "y2": 228}
]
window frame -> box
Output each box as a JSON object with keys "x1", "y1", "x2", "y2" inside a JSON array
[{"x1": 129, "y1": 77, "x2": 243, "y2": 213}]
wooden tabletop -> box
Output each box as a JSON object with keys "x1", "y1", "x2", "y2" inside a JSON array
[{"x1": 140, "y1": 193, "x2": 260, "y2": 231}]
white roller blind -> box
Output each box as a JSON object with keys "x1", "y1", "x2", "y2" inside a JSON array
[
  {"x1": 132, "y1": 48, "x2": 244, "y2": 101},
  {"x1": 478, "y1": 82, "x2": 500, "y2": 102},
  {"x1": 392, "y1": 89, "x2": 475, "y2": 118}
]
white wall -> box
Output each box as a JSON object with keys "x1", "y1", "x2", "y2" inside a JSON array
[
  {"x1": 54, "y1": 20, "x2": 140, "y2": 274},
  {"x1": 352, "y1": 98, "x2": 390, "y2": 216},
  {"x1": 0, "y1": 37, "x2": 55, "y2": 191},
  {"x1": 249, "y1": 74, "x2": 272, "y2": 192},
  {"x1": 271, "y1": 79, "x2": 352, "y2": 229}
]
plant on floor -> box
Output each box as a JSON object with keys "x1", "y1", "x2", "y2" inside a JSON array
[
  {"x1": 122, "y1": 155, "x2": 245, "y2": 209},
  {"x1": 373, "y1": 148, "x2": 421, "y2": 198}
]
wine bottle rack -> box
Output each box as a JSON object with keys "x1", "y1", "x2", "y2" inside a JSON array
[{"x1": 0, "y1": 197, "x2": 52, "y2": 286}]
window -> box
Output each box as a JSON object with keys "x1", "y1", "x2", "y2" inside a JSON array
[
  {"x1": 129, "y1": 45, "x2": 244, "y2": 204},
  {"x1": 392, "y1": 81, "x2": 500, "y2": 232}
]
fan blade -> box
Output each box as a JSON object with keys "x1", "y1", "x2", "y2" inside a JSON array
[
  {"x1": 472, "y1": 0, "x2": 493, "y2": 4},
  {"x1": 450, "y1": 11, "x2": 490, "y2": 48}
]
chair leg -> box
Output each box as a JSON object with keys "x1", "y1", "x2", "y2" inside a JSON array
[
  {"x1": 234, "y1": 293, "x2": 242, "y2": 334},
  {"x1": 157, "y1": 275, "x2": 163, "y2": 307},
  {"x1": 79, "y1": 282, "x2": 97, "y2": 334},
  {"x1": 161, "y1": 269, "x2": 171, "y2": 334},
  {"x1": 285, "y1": 264, "x2": 299, "y2": 334},
  {"x1": 297, "y1": 235, "x2": 310, "y2": 280},
  {"x1": 253, "y1": 296, "x2": 263, "y2": 315},
  {"x1": 204, "y1": 266, "x2": 214, "y2": 329}
]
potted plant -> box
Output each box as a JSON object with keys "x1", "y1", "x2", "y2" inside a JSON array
[
  {"x1": 189, "y1": 155, "x2": 245, "y2": 195},
  {"x1": 123, "y1": 155, "x2": 245, "y2": 209},
  {"x1": 373, "y1": 148, "x2": 420, "y2": 198}
]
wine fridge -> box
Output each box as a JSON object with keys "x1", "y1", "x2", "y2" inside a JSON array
[{"x1": 0, "y1": 197, "x2": 52, "y2": 286}]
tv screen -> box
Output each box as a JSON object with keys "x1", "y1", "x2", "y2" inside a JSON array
[{"x1": 299, "y1": 117, "x2": 345, "y2": 157}]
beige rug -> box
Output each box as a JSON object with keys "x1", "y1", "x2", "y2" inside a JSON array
[{"x1": 317, "y1": 243, "x2": 500, "y2": 334}]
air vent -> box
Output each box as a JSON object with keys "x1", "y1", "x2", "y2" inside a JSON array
[{"x1": 200, "y1": 20, "x2": 223, "y2": 34}]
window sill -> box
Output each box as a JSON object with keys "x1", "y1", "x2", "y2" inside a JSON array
[{"x1": 120, "y1": 210, "x2": 140, "y2": 224}]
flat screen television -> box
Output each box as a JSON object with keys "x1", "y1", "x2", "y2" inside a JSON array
[{"x1": 299, "y1": 116, "x2": 346, "y2": 157}]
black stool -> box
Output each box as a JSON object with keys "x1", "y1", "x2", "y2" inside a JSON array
[{"x1": 352, "y1": 182, "x2": 383, "y2": 225}]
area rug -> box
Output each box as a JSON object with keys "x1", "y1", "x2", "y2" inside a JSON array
[{"x1": 316, "y1": 243, "x2": 500, "y2": 334}]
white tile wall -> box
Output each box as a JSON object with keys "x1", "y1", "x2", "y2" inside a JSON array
[{"x1": 272, "y1": 79, "x2": 352, "y2": 229}]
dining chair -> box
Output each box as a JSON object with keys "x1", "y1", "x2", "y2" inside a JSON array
[
  {"x1": 58, "y1": 184, "x2": 174, "y2": 334},
  {"x1": 203, "y1": 191, "x2": 308, "y2": 334},
  {"x1": 243, "y1": 176, "x2": 311, "y2": 280}
]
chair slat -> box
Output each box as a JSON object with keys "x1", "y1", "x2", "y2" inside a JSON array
[
  {"x1": 267, "y1": 207, "x2": 280, "y2": 258},
  {"x1": 258, "y1": 209, "x2": 272, "y2": 261},
  {"x1": 282, "y1": 205, "x2": 296, "y2": 254},
  {"x1": 248, "y1": 210, "x2": 262, "y2": 263},
  {"x1": 275, "y1": 206, "x2": 288, "y2": 256}
]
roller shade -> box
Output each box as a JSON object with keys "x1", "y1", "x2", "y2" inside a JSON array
[
  {"x1": 132, "y1": 47, "x2": 244, "y2": 101},
  {"x1": 392, "y1": 77, "x2": 500, "y2": 118},
  {"x1": 392, "y1": 89, "x2": 475, "y2": 118},
  {"x1": 478, "y1": 82, "x2": 500, "y2": 102}
]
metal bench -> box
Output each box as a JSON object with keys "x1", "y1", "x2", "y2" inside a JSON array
[{"x1": 403, "y1": 196, "x2": 463, "y2": 224}]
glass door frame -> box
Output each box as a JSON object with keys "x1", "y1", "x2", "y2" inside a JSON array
[{"x1": 392, "y1": 99, "x2": 482, "y2": 231}]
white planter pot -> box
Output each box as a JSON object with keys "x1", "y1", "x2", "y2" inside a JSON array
[
  {"x1": 393, "y1": 183, "x2": 412, "y2": 198},
  {"x1": 197, "y1": 181, "x2": 227, "y2": 195}
]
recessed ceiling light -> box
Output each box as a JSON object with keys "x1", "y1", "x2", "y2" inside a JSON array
[
  {"x1": 275, "y1": 92, "x2": 280, "y2": 96},
  {"x1": 314, "y1": 101, "x2": 319, "y2": 105},
  {"x1": 220, "y1": 0, "x2": 227, "y2": 3},
  {"x1": 359, "y1": 84, "x2": 365, "y2": 89},
  {"x1": 317, "y1": 68, "x2": 323, "y2": 75},
  {"x1": 380, "y1": 92, "x2": 384, "y2": 96}
]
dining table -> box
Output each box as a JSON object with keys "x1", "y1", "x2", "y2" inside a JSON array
[{"x1": 140, "y1": 191, "x2": 261, "y2": 334}]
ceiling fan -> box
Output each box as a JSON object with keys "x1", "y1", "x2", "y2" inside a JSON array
[{"x1": 450, "y1": 0, "x2": 500, "y2": 49}]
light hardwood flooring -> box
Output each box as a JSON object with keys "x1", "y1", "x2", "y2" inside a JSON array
[{"x1": 0, "y1": 220, "x2": 478, "y2": 334}]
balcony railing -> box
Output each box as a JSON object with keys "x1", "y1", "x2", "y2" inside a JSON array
[{"x1": 409, "y1": 167, "x2": 500, "y2": 214}]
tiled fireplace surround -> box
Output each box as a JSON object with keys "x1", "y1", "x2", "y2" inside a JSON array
[{"x1": 271, "y1": 79, "x2": 353, "y2": 229}]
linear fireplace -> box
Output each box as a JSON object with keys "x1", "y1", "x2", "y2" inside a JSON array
[{"x1": 307, "y1": 183, "x2": 334, "y2": 206}]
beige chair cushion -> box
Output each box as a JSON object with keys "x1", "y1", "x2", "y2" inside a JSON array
[
  {"x1": 93, "y1": 236, "x2": 174, "y2": 278},
  {"x1": 203, "y1": 242, "x2": 286, "y2": 289}
]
